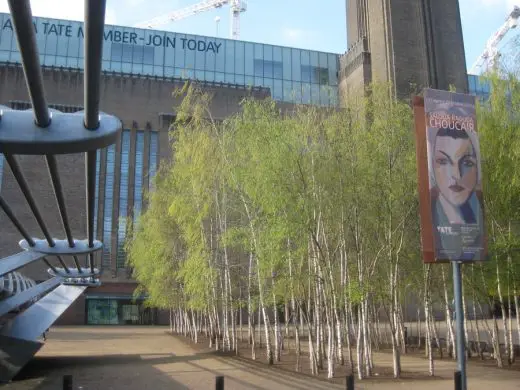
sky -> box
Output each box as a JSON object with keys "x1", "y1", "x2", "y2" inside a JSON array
[{"x1": 0, "y1": 0, "x2": 518, "y2": 72}]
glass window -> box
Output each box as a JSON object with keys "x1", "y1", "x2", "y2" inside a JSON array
[
  {"x1": 291, "y1": 49, "x2": 301, "y2": 81},
  {"x1": 116, "y1": 130, "x2": 130, "y2": 269},
  {"x1": 0, "y1": 51, "x2": 8, "y2": 61},
  {"x1": 174, "y1": 34, "x2": 186, "y2": 68},
  {"x1": 148, "y1": 132, "x2": 158, "y2": 190},
  {"x1": 133, "y1": 44, "x2": 144, "y2": 64},
  {"x1": 254, "y1": 76, "x2": 262, "y2": 87},
  {"x1": 254, "y1": 59, "x2": 263, "y2": 77},
  {"x1": 301, "y1": 65, "x2": 311, "y2": 83},
  {"x1": 215, "y1": 38, "x2": 225, "y2": 72},
  {"x1": 205, "y1": 40, "x2": 216, "y2": 72},
  {"x1": 292, "y1": 81, "x2": 302, "y2": 103},
  {"x1": 319, "y1": 68, "x2": 329, "y2": 84},
  {"x1": 78, "y1": 29, "x2": 85, "y2": 59},
  {"x1": 245, "y1": 76, "x2": 254, "y2": 87},
  {"x1": 102, "y1": 144, "x2": 116, "y2": 268},
  {"x1": 215, "y1": 72, "x2": 225, "y2": 82},
  {"x1": 93, "y1": 150, "x2": 101, "y2": 238},
  {"x1": 111, "y1": 43, "x2": 122, "y2": 62},
  {"x1": 225, "y1": 40, "x2": 234, "y2": 74},
  {"x1": 195, "y1": 38, "x2": 206, "y2": 71},
  {"x1": 165, "y1": 67, "x2": 174, "y2": 77},
  {"x1": 143, "y1": 65, "x2": 153, "y2": 75},
  {"x1": 225, "y1": 73, "x2": 234, "y2": 83},
  {"x1": 264, "y1": 78, "x2": 274, "y2": 97},
  {"x1": 184, "y1": 35, "x2": 196, "y2": 70},
  {"x1": 0, "y1": 16, "x2": 13, "y2": 51},
  {"x1": 205, "y1": 71, "x2": 215, "y2": 82},
  {"x1": 301, "y1": 50, "x2": 310, "y2": 66},
  {"x1": 122, "y1": 43, "x2": 133, "y2": 63},
  {"x1": 154, "y1": 32, "x2": 167, "y2": 66},
  {"x1": 153, "y1": 65, "x2": 163, "y2": 76},
  {"x1": 42, "y1": 56, "x2": 56, "y2": 67},
  {"x1": 273, "y1": 79, "x2": 283, "y2": 101},
  {"x1": 328, "y1": 53, "x2": 338, "y2": 85},
  {"x1": 282, "y1": 47, "x2": 291, "y2": 80},
  {"x1": 68, "y1": 35, "x2": 80, "y2": 59},
  {"x1": 311, "y1": 84, "x2": 320, "y2": 104},
  {"x1": 235, "y1": 74, "x2": 244, "y2": 85},
  {"x1": 56, "y1": 56, "x2": 67, "y2": 66},
  {"x1": 122, "y1": 62, "x2": 132, "y2": 73},
  {"x1": 44, "y1": 29, "x2": 58, "y2": 56},
  {"x1": 264, "y1": 60, "x2": 273, "y2": 78},
  {"x1": 320, "y1": 85, "x2": 331, "y2": 107},
  {"x1": 235, "y1": 41, "x2": 244, "y2": 75},
  {"x1": 143, "y1": 46, "x2": 154, "y2": 65},
  {"x1": 273, "y1": 61, "x2": 283, "y2": 79},
  {"x1": 133, "y1": 131, "x2": 145, "y2": 224},
  {"x1": 67, "y1": 57, "x2": 79, "y2": 68},
  {"x1": 244, "y1": 42, "x2": 254, "y2": 76},
  {"x1": 310, "y1": 51, "x2": 319, "y2": 67},
  {"x1": 57, "y1": 36, "x2": 68, "y2": 57},
  {"x1": 34, "y1": 19, "x2": 47, "y2": 55},
  {"x1": 319, "y1": 52, "x2": 328, "y2": 68},
  {"x1": 273, "y1": 46, "x2": 282, "y2": 62},
  {"x1": 302, "y1": 83, "x2": 311, "y2": 104}
]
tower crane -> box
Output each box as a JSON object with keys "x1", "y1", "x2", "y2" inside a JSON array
[
  {"x1": 470, "y1": 6, "x2": 520, "y2": 74},
  {"x1": 134, "y1": 0, "x2": 247, "y2": 40}
]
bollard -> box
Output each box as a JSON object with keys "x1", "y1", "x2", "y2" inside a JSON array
[
  {"x1": 346, "y1": 374, "x2": 354, "y2": 390},
  {"x1": 63, "y1": 375, "x2": 72, "y2": 390},
  {"x1": 216, "y1": 375, "x2": 224, "y2": 390},
  {"x1": 454, "y1": 371, "x2": 462, "y2": 390}
]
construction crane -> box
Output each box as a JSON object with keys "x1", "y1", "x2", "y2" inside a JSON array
[
  {"x1": 470, "y1": 5, "x2": 520, "y2": 74},
  {"x1": 134, "y1": 0, "x2": 247, "y2": 40}
]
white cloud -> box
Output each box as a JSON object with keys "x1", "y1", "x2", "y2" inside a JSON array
[{"x1": 0, "y1": 0, "x2": 117, "y2": 24}]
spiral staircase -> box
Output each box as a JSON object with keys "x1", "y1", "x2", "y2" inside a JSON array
[{"x1": 0, "y1": 0, "x2": 121, "y2": 382}]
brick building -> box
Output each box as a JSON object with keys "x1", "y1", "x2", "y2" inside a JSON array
[
  {"x1": 0, "y1": 12, "x2": 340, "y2": 325},
  {"x1": 0, "y1": 3, "x2": 490, "y2": 325},
  {"x1": 340, "y1": 0, "x2": 469, "y2": 98}
]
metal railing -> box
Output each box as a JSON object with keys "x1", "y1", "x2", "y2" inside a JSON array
[{"x1": 0, "y1": 0, "x2": 121, "y2": 291}]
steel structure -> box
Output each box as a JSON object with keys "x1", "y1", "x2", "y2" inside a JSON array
[
  {"x1": 0, "y1": 0, "x2": 121, "y2": 382},
  {"x1": 470, "y1": 6, "x2": 520, "y2": 74},
  {"x1": 134, "y1": 0, "x2": 247, "y2": 40}
]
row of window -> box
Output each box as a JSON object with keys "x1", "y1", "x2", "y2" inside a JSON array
[
  {"x1": 0, "y1": 13, "x2": 340, "y2": 96},
  {"x1": 99, "y1": 131, "x2": 159, "y2": 270}
]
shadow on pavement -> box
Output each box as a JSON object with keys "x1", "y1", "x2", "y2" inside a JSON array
[{"x1": 9, "y1": 352, "x2": 217, "y2": 390}]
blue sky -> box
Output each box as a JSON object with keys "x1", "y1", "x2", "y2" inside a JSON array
[{"x1": 0, "y1": 0, "x2": 518, "y2": 71}]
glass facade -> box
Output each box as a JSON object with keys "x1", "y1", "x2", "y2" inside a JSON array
[
  {"x1": 468, "y1": 74, "x2": 491, "y2": 101},
  {"x1": 0, "y1": 13, "x2": 339, "y2": 106},
  {"x1": 116, "y1": 130, "x2": 131, "y2": 269},
  {"x1": 102, "y1": 144, "x2": 116, "y2": 268},
  {"x1": 86, "y1": 296, "x2": 157, "y2": 325},
  {"x1": 93, "y1": 149, "x2": 101, "y2": 238},
  {"x1": 148, "y1": 132, "x2": 158, "y2": 190},
  {"x1": 133, "y1": 131, "x2": 145, "y2": 224}
]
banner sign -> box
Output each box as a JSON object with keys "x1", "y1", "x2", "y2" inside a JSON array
[{"x1": 415, "y1": 89, "x2": 487, "y2": 263}]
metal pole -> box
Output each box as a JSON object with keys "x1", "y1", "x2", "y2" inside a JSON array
[
  {"x1": 84, "y1": 0, "x2": 107, "y2": 130},
  {"x1": 452, "y1": 261, "x2": 467, "y2": 390},
  {"x1": 215, "y1": 376, "x2": 224, "y2": 390},
  {"x1": 346, "y1": 374, "x2": 354, "y2": 390},
  {"x1": 7, "y1": 0, "x2": 50, "y2": 127}
]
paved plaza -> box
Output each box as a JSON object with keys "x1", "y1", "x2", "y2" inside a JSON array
[{"x1": 5, "y1": 327, "x2": 520, "y2": 389}]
